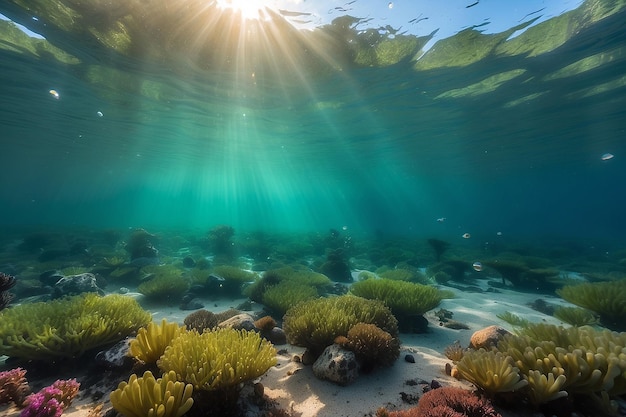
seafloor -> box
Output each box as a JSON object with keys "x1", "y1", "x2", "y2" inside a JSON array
[{"x1": 1, "y1": 226, "x2": 625, "y2": 417}]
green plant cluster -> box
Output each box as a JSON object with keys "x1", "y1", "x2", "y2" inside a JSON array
[
  {"x1": 261, "y1": 280, "x2": 318, "y2": 316},
  {"x1": 453, "y1": 323, "x2": 626, "y2": 406},
  {"x1": 378, "y1": 268, "x2": 426, "y2": 283},
  {"x1": 0, "y1": 293, "x2": 151, "y2": 360},
  {"x1": 557, "y1": 280, "x2": 626, "y2": 331},
  {"x1": 211, "y1": 265, "x2": 258, "y2": 283},
  {"x1": 245, "y1": 266, "x2": 332, "y2": 315},
  {"x1": 350, "y1": 278, "x2": 447, "y2": 318},
  {"x1": 553, "y1": 306, "x2": 597, "y2": 327},
  {"x1": 157, "y1": 328, "x2": 277, "y2": 392},
  {"x1": 282, "y1": 295, "x2": 398, "y2": 356},
  {"x1": 137, "y1": 265, "x2": 189, "y2": 301}
]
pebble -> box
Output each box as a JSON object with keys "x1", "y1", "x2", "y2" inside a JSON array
[{"x1": 404, "y1": 354, "x2": 415, "y2": 363}]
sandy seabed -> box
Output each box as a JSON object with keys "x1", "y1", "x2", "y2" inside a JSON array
[{"x1": 0, "y1": 278, "x2": 592, "y2": 417}]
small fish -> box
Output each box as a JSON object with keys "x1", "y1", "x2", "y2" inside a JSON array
[
  {"x1": 436, "y1": 217, "x2": 446, "y2": 223},
  {"x1": 601, "y1": 153, "x2": 614, "y2": 161},
  {"x1": 49, "y1": 89, "x2": 59, "y2": 99},
  {"x1": 462, "y1": 233, "x2": 471, "y2": 239},
  {"x1": 472, "y1": 261, "x2": 483, "y2": 272}
]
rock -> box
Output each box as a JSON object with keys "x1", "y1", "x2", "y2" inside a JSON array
[
  {"x1": 182, "y1": 256, "x2": 196, "y2": 268},
  {"x1": 180, "y1": 297, "x2": 204, "y2": 310},
  {"x1": 266, "y1": 327, "x2": 287, "y2": 345},
  {"x1": 404, "y1": 354, "x2": 415, "y2": 363},
  {"x1": 95, "y1": 337, "x2": 134, "y2": 369},
  {"x1": 312, "y1": 344, "x2": 359, "y2": 385},
  {"x1": 39, "y1": 270, "x2": 64, "y2": 286},
  {"x1": 469, "y1": 325, "x2": 512, "y2": 350},
  {"x1": 52, "y1": 273, "x2": 105, "y2": 299},
  {"x1": 301, "y1": 350, "x2": 315, "y2": 366},
  {"x1": 218, "y1": 313, "x2": 257, "y2": 332}
]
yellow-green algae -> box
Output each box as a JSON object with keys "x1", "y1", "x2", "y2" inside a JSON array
[
  {"x1": 0, "y1": 293, "x2": 151, "y2": 360},
  {"x1": 282, "y1": 295, "x2": 398, "y2": 355},
  {"x1": 157, "y1": 328, "x2": 277, "y2": 392},
  {"x1": 110, "y1": 370, "x2": 194, "y2": 417},
  {"x1": 129, "y1": 319, "x2": 185, "y2": 364},
  {"x1": 455, "y1": 323, "x2": 626, "y2": 405}
]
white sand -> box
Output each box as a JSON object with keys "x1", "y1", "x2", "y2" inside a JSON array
[{"x1": 1, "y1": 279, "x2": 574, "y2": 417}]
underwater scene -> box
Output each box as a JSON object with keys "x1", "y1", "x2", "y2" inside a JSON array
[{"x1": 1, "y1": 0, "x2": 626, "y2": 416}]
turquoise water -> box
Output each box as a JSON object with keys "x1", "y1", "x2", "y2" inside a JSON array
[{"x1": 1, "y1": 1, "x2": 625, "y2": 242}]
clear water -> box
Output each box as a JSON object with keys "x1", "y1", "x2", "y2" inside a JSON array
[{"x1": 1, "y1": 0, "x2": 625, "y2": 244}]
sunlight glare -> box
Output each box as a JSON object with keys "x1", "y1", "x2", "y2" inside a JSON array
[{"x1": 216, "y1": 0, "x2": 271, "y2": 20}]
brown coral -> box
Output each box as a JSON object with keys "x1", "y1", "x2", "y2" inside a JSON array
[
  {"x1": 254, "y1": 315, "x2": 277, "y2": 331},
  {"x1": 183, "y1": 309, "x2": 218, "y2": 332},
  {"x1": 339, "y1": 323, "x2": 400, "y2": 371},
  {"x1": 377, "y1": 386, "x2": 502, "y2": 417},
  {"x1": 0, "y1": 367, "x2": 30, "y2": 406}
]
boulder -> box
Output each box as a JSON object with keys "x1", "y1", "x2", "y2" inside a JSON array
[
  {"x1": 469, "y1": 325, "x2": 511, "y2": 350},
  {"x1": 218, "y1": 313, "x2": 257, "y2": 332},
  {"x1": 52, "y1": 273, "x2": 105, "y2": 299},
  {"x1": 312, "y1": 344, "x2": 359, "y2": 385}
]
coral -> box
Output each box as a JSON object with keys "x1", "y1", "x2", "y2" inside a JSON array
[
  {"x1": 214, "y1": 308, "x2": 241, "y2": 323},
  {"x1": 0, "y1": 271, "x2": 16, "y2": 310},
  {"x1": 0, "y1": 293, "x2": 151, "y2": 360},
  {"x1": 254, "y1": 316, "x2": 277, "y2": 332},
  {"x1": 553, "y1": 305, "x2": 597, "y2": 327},
  {"x1": 444, "y1": 341, "x2": 466, "y2": 362},
  {"x1": 157, "y1": 328, "x2": 277, "y2": 392},
  {"x1": 455, "y1": 349, "x2": 528, "y2": 396},
  {"x1": 417, "y1": 386, "x2": 501, "y2": 417},
  {"x1": 377, "y1": 386, "x2": 502, "y2": 417},
  {"x1": 524, "y1": 371, "x2": 568, "y2": 405},
  {"x1": 494, "y1": 323, "x2": 626, "y2": 403},
  {"x1": 338, "y1": 323, "x2": 400, "y2": 370},
  {"x1": 129, "y1": 319, "x2": 185, "y2": 364},
  {"x1": 50, "y1": 379, "x2": 80, "y2": 409},
  {"x1": 262, "y1": 280, "x2": 318, "y2": 316},
  {"x1": 20, "y1": 389, "x2": 63, "y2": 417},
  {"x1": 556, "y1": 280, "x2": 626, "y2": 331},
  {"x1": 283, "y1": 295, "x2": 398, "y2": 356},
  {"x1": 350, "y1": 279, "x2": 445, "y2": 324},
  {"x1": 110, "y1": 371, "x2": 193, "y2": 417},
  {"x1": 0, "y1": 367, "x2": 30, "y2": 406},
  {"x1": 183, "y1": 309, "x2": 219, "y2": 332},
  {"x1": 21, "y1": 379, "x2": 80, "y2": 417}
]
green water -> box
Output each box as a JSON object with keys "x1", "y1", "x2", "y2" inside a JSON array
[{"x1": 1, "y1": 0, "x2": 625, "y2": 241}]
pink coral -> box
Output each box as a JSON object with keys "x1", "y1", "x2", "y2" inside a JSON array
[
  {"x1": 19, "y1": 379, "x2": 80, "y2": 417},
  {"x1": 20, "y1": 388, "x2": 64, "y2": 417},
  {"x1": 0, "y1": 367, "x2": 30, "y2": 406}
]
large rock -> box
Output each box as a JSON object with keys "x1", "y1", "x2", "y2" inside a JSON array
[
  {"x1": 218, "y1": 313, "x2": 256, "y2": 332},
  {"x1": 469, "y1": 325, "x2": 512, "y2": 350},
  {"x1": 312, "y1": 344, "x2": 359, "y2": 385},
  {"x1": 52, "y1": 273, "x2": 105, "y2": 299}
]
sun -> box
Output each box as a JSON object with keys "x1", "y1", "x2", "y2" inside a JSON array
[{"x1": 215, "y1": 0, "x2": 272, "y2": 20}]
